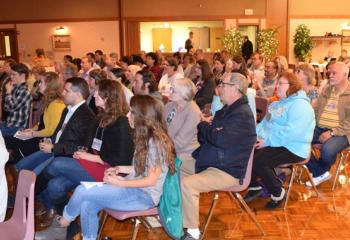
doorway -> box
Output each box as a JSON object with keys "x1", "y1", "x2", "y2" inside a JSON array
[
  {"x1": 0, "y1": 29, "x2": 19, "y2": 62},
  {"x1": 238, "y1": 25, "x2": 259, "y2": 52}
]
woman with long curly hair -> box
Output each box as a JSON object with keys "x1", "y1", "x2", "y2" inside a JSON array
[
  {"x1": 35, "y1": 95, "x2": 176, "y2": 240},
  {"x1": 6, "y1": 71, "x2": 66, "y2": 164},
  {"x1": 32, "y1": 79, "x2": 135, "y2": 227}
]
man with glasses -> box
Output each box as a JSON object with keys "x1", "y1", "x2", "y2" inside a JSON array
[
  {"x1": 0, "y1": 63, "x2": 32, "y2": 137},
  {"x1": 181, "y1": 73, "x2": 256, "y2": 240}
]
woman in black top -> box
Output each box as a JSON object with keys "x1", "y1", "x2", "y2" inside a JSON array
[{"x1": 194, "y1": 59, "x2": 216, "y2": 110}]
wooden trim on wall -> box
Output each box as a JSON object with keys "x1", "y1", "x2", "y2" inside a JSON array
[
  {"x1": 290, "y1": 15, "x2": 350, "y2": 19},
  {"x1": 286, "y1": 0, "x2": 290, "y2": 60},
  {"x1": 0, "y1": 17, "x2": 119, "y2": 24},
  {"x1": 124, "y1": 15, "x2": 265, "y2": 22},
  {"x1": 119, "y1": 0, "x2": 124, "y2": 56}
]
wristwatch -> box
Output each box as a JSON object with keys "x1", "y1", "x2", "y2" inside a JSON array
[{"x1": 330, "y1": 130, "x2": 335, "y2": 137}]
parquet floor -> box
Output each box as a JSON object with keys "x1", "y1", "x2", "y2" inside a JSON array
[{"x1": 5, "y1": 160, "x2": 350, "y2": 240}]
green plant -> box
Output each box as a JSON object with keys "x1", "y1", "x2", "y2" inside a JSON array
[
  {"x1": 222, "y1": 28, "x2": 243, "y2": 56},
  {"x1": 293, "y1": 24, "x2": 313, "y2": 62},
  {"x1": 257, "y1": 28, "x2": 279, "y2": 59}
]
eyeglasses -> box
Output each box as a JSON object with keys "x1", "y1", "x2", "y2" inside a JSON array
[{"x1": 218, "y1": 80, "x2": 235, "y2": 87}]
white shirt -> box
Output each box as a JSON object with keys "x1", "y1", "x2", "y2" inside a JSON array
[
  {"x1": 122, "y1": 84, "x2": 134, "y2": 105},
  {"x1": 55, "y1": 100, "x2": 86, "y2": 143},
  {"x1": 158, "y1": 72, "x2": 183, "y2": 97},
  {"x1": 0, "y1": 132, "x2": 9, "y2": 222}
]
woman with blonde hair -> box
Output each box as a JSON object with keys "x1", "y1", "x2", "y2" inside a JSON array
[
  {"x1": 165, "y1": 78, "x2": 201, "y2": 176},
  {"x1": 6, "y1": 72, "x2": 66, "y2": 164},
  {"x1": 295, "y1": 63, "x2": 318, "y2": 107},
  {"x1": 35, "y1": 95, "x2": 175, "y2": 240}
]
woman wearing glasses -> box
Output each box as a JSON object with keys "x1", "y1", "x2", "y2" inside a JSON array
[{"x1": 244, "y1": 72, "x2": 315, "y2": 209}]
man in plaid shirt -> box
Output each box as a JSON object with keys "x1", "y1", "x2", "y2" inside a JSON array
[{"x1": 0, "y1": 63, "x2": 32, "y2": 137}]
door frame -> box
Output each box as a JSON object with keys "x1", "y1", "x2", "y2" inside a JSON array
[{"x1": 0, "y1": 28, "x2": 19, "y2": 62}]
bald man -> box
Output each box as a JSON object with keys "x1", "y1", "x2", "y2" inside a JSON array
[{"x1": 306, "y1": 62, "x2": 350, "y2": 186}]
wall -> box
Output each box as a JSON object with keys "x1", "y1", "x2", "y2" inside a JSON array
[
  {"x1": 290, "y1": 0, "x2": 350, "y2": 17},
  {"x1": 0, "y1": 0, "x2": 119, "y2": 22},
  {"x1": 15, "y1": 21, "x2": 119, "y2": 63},
  {"x1": 289, "y1": 19, "x2": 350, "y2": 64},
  {"x1": 124, "y1": 0, "x2": 266, "y2": 18},
  {"x1": 140, "y1": 21, "x2": 224, "y2": 52}
]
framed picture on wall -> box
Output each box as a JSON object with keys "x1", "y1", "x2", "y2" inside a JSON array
[{"x1": 51, "y1": 35, "x2": 71, "y2": 50}]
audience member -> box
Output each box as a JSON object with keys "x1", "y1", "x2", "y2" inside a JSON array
[
  {"x1": 193, "y1": 59, "x2": 215, "y2": 110},
  {"x1": 181, "y1": 73, "x2": 256, "y2": 240},
  {"x1": 244, "y1": 72, "x2": 315, "y2": 208},
  {"x1": 146, "y1": 52, "x2": 163, "y2": 82},
  {"x1": 295, "y1": 63, "x2": 318, "y2": 107},
  {"x1": 248, "y1": 52, "x2": 265, "y2": 84},
  {"x1": 0, "y1": 63, "x2": 32, "y2": 136},
  {"x1": 159, "y1": 57, "x2": 184, "y2": 97},
  {"x1": 35, "y1": 95, "x2": 175, "y2": 240},
  {"x1": 306, "y1": 62, "x2": 350, "y2": 186},
  {"x1": 254, "y1": 59, "x2": 279, "y2": 102},
  {"x1": 87, "y1": 69, "x2": 107, "y2": 114},
  {"x1": 95, "y1": 50, "x2": 106, "y2": 69},
  {"x1": 109, "y1": 68, "x2": 134, "y2": 104},
  {"x1": 79, "y1": 57, "x2": 93, "y2": 81},
  {"x1": 133, "y1": 69, "x2": 162, "y2": 101},
  {"x1": 164, "y1": 78, "x2": 201, "y2": 176},
  {"x1": 34, "y1": 80, "x2": 134, "y2": 230}
]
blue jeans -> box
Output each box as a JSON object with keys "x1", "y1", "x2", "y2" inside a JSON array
[
  {"x1": 0, "y1": 122, "x2": 20, "y2": 137},
  {"x1": 63, "y1": 184, "x2": 155, "y2": 240},
  {"x1": 40, "y1": 157, "x2": 95, "y2": 210},
  {"x1": 16, "y1": 150, "x2": 54, "y2": 175},
  {"x1": 307, "y1": 126, "x2": 349, "y2": 177}
]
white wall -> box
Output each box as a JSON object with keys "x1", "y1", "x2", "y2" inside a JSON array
[
  {"x1": 140, "y1": 21, "x2": 224, "y2": 53},
  {"x1": 289, "y1": 19, "x2": 350, "y2": 64},
  {"x1": 15, "y1": 21, "x2": 119, "y2": 64}
]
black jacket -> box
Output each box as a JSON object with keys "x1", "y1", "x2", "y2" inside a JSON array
[
  {"x1": 193, "y1": 96, "x2": 257, "y2": 182},
  {"x1": 194, "y1": 78, "x2": 215, "y2": 110},
  {"x1": 52, "y1": 103, "x2": 97, "y2": 156},
  {"x1": 97, "y1": 116, "x2": 134, "y2": 166}
]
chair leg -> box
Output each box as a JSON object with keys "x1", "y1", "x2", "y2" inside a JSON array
[
  {"x1": 227, "y1": 191, "x2": 244, "y2": 213},
  {"x1": 233, "y1": 193, "x2": 265, "y2": 236},
  {"x1": 97, "y1": 211, "x2": 108, "y2": 240},
  {"x1": 139, "y1": 216, "x2": 153, "y2": 231},
  {"x1": 131, "y1": 218, "x2": 141, "y2": 240},
  {"x1": 331, "y1": 152, "x2": 346, "y2": 192},
  {"x1": 303, "y1": 165, "x2": 319, "y2": 197},
  {"x1": 283, "y1": 166, "x2": 296, "y2": 210},
  {"x1": 201, "y1": 192, "x2": 219, "y2": 239}
]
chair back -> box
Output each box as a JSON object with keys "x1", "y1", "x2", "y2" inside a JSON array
[
  {"x1": 255, "y1": 96, "x2": 268, "y2": 122},
  {"x1": 12, "y1": 170, "x2": 36, "y2": 240},
  {"x1": 224, "y1": 147, "x2": 255, "y2": 193}
]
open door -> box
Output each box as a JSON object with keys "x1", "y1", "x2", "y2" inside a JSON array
[{"x1": 0, "y1": 29, "x2": 18, "y2": 62}]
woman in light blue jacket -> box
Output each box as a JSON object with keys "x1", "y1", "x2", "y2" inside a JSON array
[{"x1": 244, "y1": 72, "x2": 315, "y2": 209}]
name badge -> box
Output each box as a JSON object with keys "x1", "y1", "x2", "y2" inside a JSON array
[{"x1": 92, "y1": 138, "x2": 102, "y2": 151}]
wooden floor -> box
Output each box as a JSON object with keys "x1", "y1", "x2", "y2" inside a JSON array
[
  {"x1": 5, "y1": 159, "x2": 350, "y2": 240},
  {"x1": 100, "y1": 162, "x2": 350, "y2": 240}
]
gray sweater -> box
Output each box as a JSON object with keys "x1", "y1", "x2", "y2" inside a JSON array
[{"x1": 164, "y1": 101, "x2": 201, "y2": 161}]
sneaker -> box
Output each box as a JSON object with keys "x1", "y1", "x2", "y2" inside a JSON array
[
  {"x1": 266, "y1": 188, "x2": 286, "y2": 209},
  {"x1": 306, "y1": 171, "x2": 331, "y2": 187},
  {"x1": 243, "y1": 187, "x2": 263, "y2": 203},
  {"x1": 181, "y1": 232, "x2": 201, "y2": 240}
]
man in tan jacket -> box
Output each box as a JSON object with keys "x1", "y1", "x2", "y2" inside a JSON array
[{"x1": 306, "y1": 62, "x2": 350, "y2": 186}]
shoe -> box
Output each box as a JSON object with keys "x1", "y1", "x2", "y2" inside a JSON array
[
  {"x1": 243, "y1": 187, "x2": 263, "y2": 203},
  {"x1": 181, "y1": 232, "x2": 201, "y2": 240},
  {"x1": 39, "y1": 209, "x2": 57, "y2": 228},
  {"x1": 35, "y1": 216, "x2": 67, "y2": 240},
  {"x1": 306, "y1": 171, "x2": 331, "y2": 187},
  {"x1": 266, "y1": 188, "x2": 286, "y2": 209},
  {"x1": 35, "y1": 201, "x2": 47, "y2": 217}
]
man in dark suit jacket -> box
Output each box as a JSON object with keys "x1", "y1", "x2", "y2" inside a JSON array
[
  {"x1": 181, "y1": 73, "x2": 256, "y2": 240},
  {"x1": 16, "y1": 77, "x2": 97, "y2": 176}
]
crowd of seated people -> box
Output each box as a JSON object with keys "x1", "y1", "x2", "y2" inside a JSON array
[{"x1": 0, "y1": 46, "x2": 350, "y2": 240}]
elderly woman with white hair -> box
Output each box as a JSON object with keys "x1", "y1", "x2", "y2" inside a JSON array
[{"x1": 164, "y1": 78, "x2": 202, "y2": 176}]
